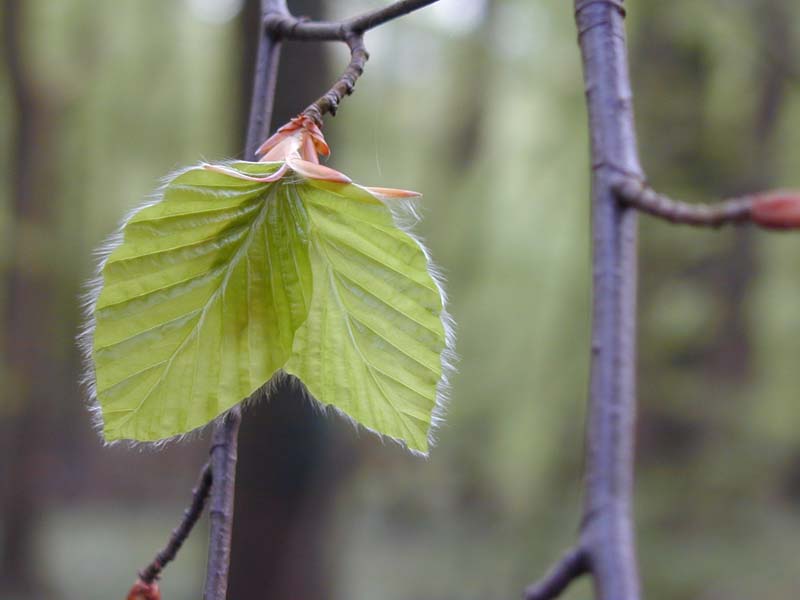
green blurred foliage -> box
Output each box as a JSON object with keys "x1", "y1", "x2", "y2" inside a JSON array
[{"x1": 1, "y1": 0, "x2": 799, "y2": 599}]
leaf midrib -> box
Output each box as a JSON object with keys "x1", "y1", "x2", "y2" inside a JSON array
[
  {"x1": 104, "y1": 183, "x2": 277, "y2": 434},
  {"x1": 315, "y1": 238, "x2": 429, "y2": 446}
]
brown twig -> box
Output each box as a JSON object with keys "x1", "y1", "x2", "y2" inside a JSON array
[
  {"x1": 302, "y1": 33, "x2": 368, "y2": 125},
  {"x1": 263, "y1": 0, "x2": 440, "y2": 41},
  {"x1": 613, "y1": 178, "x2": 753, "y2": 227},
  {"x1": 614, "y1": 177, "x2": 800, "y2": 230},
  {"x1": 263, "y1": 0, "x2": 440, "y2": 123},
  {"x1": 138, "y1": 462, "x2": 213, "y2": 585}
]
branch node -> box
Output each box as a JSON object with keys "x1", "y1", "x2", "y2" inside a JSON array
[
  {"x1": 523, "y1": 547, "x2": 588, "y2": 600},
  {"x1": 137, "y1": 462, "x2": 213, "y2": 586}
]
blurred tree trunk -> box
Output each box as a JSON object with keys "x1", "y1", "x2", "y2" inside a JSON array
[
  {"x1": 708, "y1": 0, "x2": 790, "y2": 373},
  {"x1": 634, "y1": 0, "x2": 790, "y2": 470},
  {"x1": 228, "y1": 2, "x2": 357, "y2": 598},
  {"x1": 1, "y1": 0, "x2": 56, "y2": 595}
]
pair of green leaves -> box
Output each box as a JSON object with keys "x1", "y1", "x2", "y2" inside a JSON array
[{"x1": 86, "y1": 160, "x2": 451, "y2": 454}]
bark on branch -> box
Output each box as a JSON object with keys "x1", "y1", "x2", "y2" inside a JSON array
[
  {"x1": 203, "y1": 407, "x2": 243, "y2": 600},
  {"x1": 613, "y1": 178, "x2": 752, "y2": 227},
  {"x1": 302, "y1": 32, "x2": 368, "y2": 125}
]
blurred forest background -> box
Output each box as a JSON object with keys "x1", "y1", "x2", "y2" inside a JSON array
[{"x1": 1, "y1": 0, "x2": 799, "y2": 598}]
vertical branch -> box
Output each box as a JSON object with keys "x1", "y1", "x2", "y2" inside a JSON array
[
  {"x1": 203, "y1": 408, "x2": 243, "y2": 600},
  {"x1": 244, "y1": 0, "x2": 285, "y2": 160},
  {"x1": 202, "y1": 1, "x2": 283, "y2": 598},
  {"x1": 575, "y1": 1, "x2": 642, "y2": 599}
]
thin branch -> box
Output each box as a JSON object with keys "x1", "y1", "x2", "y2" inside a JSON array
[
  {"x1": 138, "y1": 462, "x2": 213, "y2": 584},
  {"x1": 524, "y1": 11, "x2": 644, "y2": 600},
  {"x1": 260, "y1": 0, "x2": 441, "y2": 124},
  {"x1": 577, "y1": 1, "x2": 643, "y2": 598},
  {"x1": 613, "y1": 177, "x2": 752, "y2": 227},
  {"x1": 302, "y1": 33, "x2": 368, "y2": 124},
  {"x1": 244, "y1": 10, "x2": 283, "y2": 159},
  {"x1": 264, "y1": 0, "x2": 440, "y2": 41},
  {"x1": 523, "y1": 547, "x2": 587, "y2": 600},
  {"x1": 203, "y1": 406, "x2": 243, "y2": 600},
  {"x1": 615, "y1": 177, "x2": 800, "y2": 230},
  {"x1": 345, "y1": 0, "x2": 440, "y2": 32}
]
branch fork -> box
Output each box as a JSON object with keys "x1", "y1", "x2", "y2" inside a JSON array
[
  {"x1": 262, "y1": 11, "x2": 369, "y2": 126},
  {"x1": 524, "y1": 546, "x2": 587, "y2": 600},
  {"x1": 261, "y1": 0, "x2": 438, "y2": 127}
]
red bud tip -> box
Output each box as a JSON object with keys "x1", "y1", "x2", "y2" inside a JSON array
[
  {"x1": 751, "y1": 191, "x2": 800, "y2": 230},
  {"x1": 127, "y1": 579, "x2": 161, "y2": 600}
]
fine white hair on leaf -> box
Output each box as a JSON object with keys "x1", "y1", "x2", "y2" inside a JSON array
[
  {"x1": 380, "y1": 192, "x2": 458, "y2": 455},
  {"x1": 282, "y1": 186, "x2": 457, "y2": 458},
  {"x1": 77, "y1": 164, "x2": 214, "y2": 450},
  {"x1": 78, "y1": 160, "x2": 456, "y2": 455}
]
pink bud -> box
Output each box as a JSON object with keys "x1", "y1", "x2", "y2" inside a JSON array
[
  {"x1": 257, "y1": 115, "x2": 330, "y2": 160},
  {"x1": 751, "y1": 191, "x2": 800, "y2": 229},
  {"x1": 127, "y1": 579, "x2": 161, "y2": 600}
]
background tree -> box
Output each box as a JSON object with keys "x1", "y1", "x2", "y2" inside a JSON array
[{"x1": 1, "y1": 1, "x2": 799, "y2": 599}]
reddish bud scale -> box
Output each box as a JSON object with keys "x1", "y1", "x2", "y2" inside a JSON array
[
  {"x1": 213, "y1": 114, "x2": 421, "y2": 200},
  {"x1": 751, "y1": 191, "x2": 800, "y2": 230},
  {"x1": 127, "y1": 579, "x2": 161, "y2": 600}
]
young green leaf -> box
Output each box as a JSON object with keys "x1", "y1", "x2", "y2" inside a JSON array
[
  {"x1": 83, "y1": 116, "x2": 453, "y2": 453},
  {"x1": 89, "y1": 163, "x2": 312, "y2": 441},
  {"x1": 286, "y1": 180, "x2": 447, "y2": 454}
]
